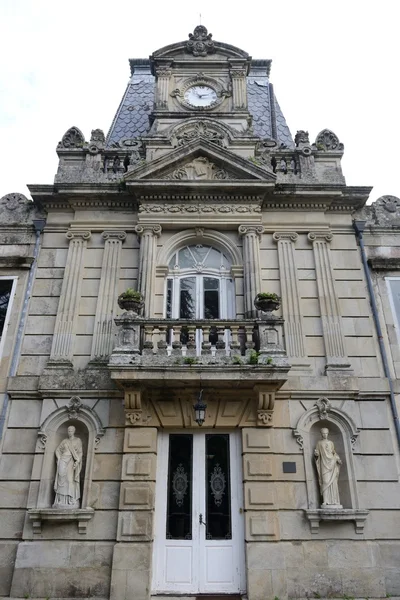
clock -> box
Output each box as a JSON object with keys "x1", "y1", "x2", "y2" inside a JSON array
[{"x1": 184, "y1": 85, "x2": 218, "y2": 108}]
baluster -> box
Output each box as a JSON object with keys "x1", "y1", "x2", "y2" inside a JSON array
[
  {"x1": 245, "y1": 324, "x2": 255, "y2": 357},
  {"x1": 215, "y1": 325, "x2": 226, "y2": 359},
  {"x1": 157, "y1": 324, "x2": 168, "y2": 356},
  {"x1": 186, "y1": 324, "x2": 197, "y2": 356},
  {"x1": 287, "y1": 156, "x2": 295, "y2": 174},
  {"x1": 279, "y1": 158, "x2": 287, "y2": 174},
  {"x1": 142, "y1": 325, "x2": 154, "y2": 356},
  {"x1": 202, "y1": 325, "x2": 212, "y2": 356},
  {"x1": 171, "y1": 325, "x2": 182, "y2": 357},
  {"x1": 229, "y1": 325, "x2": 241, "y2": 357}
]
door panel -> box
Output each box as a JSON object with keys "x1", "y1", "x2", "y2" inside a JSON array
[{"x1": 152, "y1": 431, "x2": 245, "y2": 594}]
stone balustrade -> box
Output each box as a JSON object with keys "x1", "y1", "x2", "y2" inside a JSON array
[{"x1": 109, "y1": 315, "x2": 290, "y2": 370}]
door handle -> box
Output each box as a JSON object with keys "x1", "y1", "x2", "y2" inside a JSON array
[{"x1": 199, "y1": 513, "x2": 207, "y2": 526}]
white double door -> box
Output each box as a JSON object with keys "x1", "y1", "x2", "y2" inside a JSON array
[{"x1": 152, "y1": 431, "x2": 245, "y2": 595}]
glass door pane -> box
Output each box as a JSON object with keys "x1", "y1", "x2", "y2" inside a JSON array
[
  {"x1": 203, "y1": 277, "x2": 220, "y2": 319},
  {"x1": 166, "y1": 434, "x2": 193, "y2": 540},
  {"x1": 205, "y1": 434, "x2": 232, "y2": 540},
  {"x1": 180, "y1": 277, "x2": 196, "y2": 319}
]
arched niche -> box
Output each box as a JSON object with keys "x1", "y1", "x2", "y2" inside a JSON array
[
  {"x1": 293, "y1": 398, "x2": 360, "y2": 511},
  {"x1": 35, "y1": 397, "x2": 105, "y2": 510}
]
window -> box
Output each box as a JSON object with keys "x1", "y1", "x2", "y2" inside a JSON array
[
  {"x1": 0, "y1": 277, "x2": 17, "y2": 359},
  {"x1": 165, "y1": 245, "x2": 234, "y2": 320},
  {"x1": 386, "y1": 277, "x2": 400, "y2": 344}
]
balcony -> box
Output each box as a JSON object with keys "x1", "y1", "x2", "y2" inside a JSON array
[{"x1": 108, "y1": 315, "x2": 290, "y2": 389}]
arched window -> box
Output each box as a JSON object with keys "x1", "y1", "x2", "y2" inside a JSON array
[{"x1": 165, "y1": 244, "x2": 235, "y2": 320}]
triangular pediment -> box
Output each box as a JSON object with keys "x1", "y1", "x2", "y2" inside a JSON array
[{"x1": 124, "y1": 138, "x2": 276, "y2": 183}]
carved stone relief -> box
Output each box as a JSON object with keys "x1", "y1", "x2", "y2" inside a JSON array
[
  {"x1": 58, "y1": 126, "x2": 85, "y2": 149},
  {"x1": 171, "y1": 121, "x2": 227, "y2": 147},
  {"x1": 162, "y1": 157, "x2": 234, "y2": 180},
  {"x1": 186, "y1": 25, "x2": 215, "y2": 56},
  {"x1": 314, "y1": 129, "x2": 344, "y2": 152}
]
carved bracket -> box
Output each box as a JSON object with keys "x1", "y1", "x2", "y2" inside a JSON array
[
  {"x1": 28, "y1": 508, "x2": 95, "y2": 535},
  {"x1": 305, "y1": 509, "x2": 369, "y2": 534},
  {"x1": 256, "y1": 388, "x2": 275, "y2": 427}
]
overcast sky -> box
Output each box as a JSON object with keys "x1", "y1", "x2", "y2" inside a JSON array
[{"x1": 1, "y1": 0, "x2": 399, "y2": 204}]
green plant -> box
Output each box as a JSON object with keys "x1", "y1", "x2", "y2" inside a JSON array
[
  {"x1": 313, "y1": 593, "x2": 321, "y2": 599},
  {"x1": 247, "y1": 350, "x2": 259, "y2": 365},
  {"x1": 256, "y1": 292, "x2": 280, "y2": 302},
  {"x1": 183, "y1": 357, "x2": 198, "y2": 366},
  {"x1": 232, "y1": 355, "x2": 243, "y2": 365},
  {"x1": 120, "y1": 288, "x2": 143, "y2": 300},
  {"x1": 266, "y1": 356, "x2": 273, "y2": 365}
]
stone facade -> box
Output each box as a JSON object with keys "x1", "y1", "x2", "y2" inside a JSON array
[{"x1": 0, "y1": 26, "x2": 399, "y2": 600}]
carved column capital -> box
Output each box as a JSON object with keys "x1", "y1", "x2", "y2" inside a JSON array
[
  {"x1": 230, "y1": 68, "x2": 246, "y2": 78},
  {"x1": 66, "y1": 230, "x2": 91, "y2": 241},
  {"x1": 155, "y1": 68, "x2": 172, "y2": 78},
  {"x1": 102, "y1": 230, "x2": 127, "y2": 241},
  {"x1": 308, "y1": 231, "x2": 333, "y2": 243},
  {"x1": 238, "y1": 224, "x2": 265, "y2": 238},
  {"x1": 134, "y1": 224, "x2": 162, "y2": 238},
  {"x1": 273, "y1": 231, "x2": 298, "y2": 243}
]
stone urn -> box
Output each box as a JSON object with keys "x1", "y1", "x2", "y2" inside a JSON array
[
  {"x1": 254, "y1": 293, "x2": 281, "y2": 314},
  {"x1": 117, "y1": 289, "x2": 144, "y2": 315}
]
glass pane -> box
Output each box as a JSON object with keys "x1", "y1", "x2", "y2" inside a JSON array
[
  {"x1": 204, "y1": 278, "x2": 219, "y2": 319},
  {"x1": 190, "y1": 245, "x2": 210, "y2": 264},
  {"x1": 0, "y1": 280, "x2": 13, "y2": 337},
  {"x1": 166, "y1": 279, "x2": 173, "y2": 319},
  {"x1": 205, "y1": 434, "x2": 232, "y2": 540},
  {"x1": 204, "y1": 248, "x2": 223, "y2": 269},
  {"x1": 180, "y1": 277, "x2": 196, "y2": 319},
  {"x1": 166, "y1": 435, "x2": 193, "y2": 540},
  {"x1": 178, "y1": 247, "x2": 195, "y2": 269}
]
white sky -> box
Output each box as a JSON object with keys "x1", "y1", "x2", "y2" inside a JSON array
[{"x1": 0, "y1": 0, "x2": 399, "y2": 204}]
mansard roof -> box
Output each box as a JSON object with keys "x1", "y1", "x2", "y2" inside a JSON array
[{"x1": 106, "y1": 61, "x2": 294, "y2": 148}]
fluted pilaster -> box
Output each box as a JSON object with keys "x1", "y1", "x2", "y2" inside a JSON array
[
  {"x1": 155, "y1": 67, "x2": 172, "y2": 108},
  {"x1": 308, "y1": 232, "x2": 351, "y2": 371},
  {"x1": 135, "y1": 224, "x2": 162, "y2": 318},
  {"x1": 230, "y1": 68, "x2": 247, "y2": 109},
  {"x1": 238, "y1": 224, "x2": 264, "y2": 318},
  {"x1": 49, "y1": 230, "x2": 91, "y2": 365},
  {"x1": 273, "y1": 232, "x2": 309, "y2": 368},
  {"x1": 90, "y1": 231, "x2": 126, "y2": 363}
]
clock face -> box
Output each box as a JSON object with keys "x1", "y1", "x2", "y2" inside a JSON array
[{"x1": 184, "y1": 85, "x2": 218, "y2": 107}]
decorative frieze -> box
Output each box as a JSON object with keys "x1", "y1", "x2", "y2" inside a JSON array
[
  {"x1": 238, "y1": 224, "x2": 265, "y2": 317},
  {"x1": 134, "y1": 224, "x2": 162, "y2": 317},
  {"x1": 90, "y1": 231, "x2": 126, "y2": 363},
  {"x1": 273, "y1": 232, "x2": 309, "y2": 369},
  {"x1": 308, "y1": 232, "x2": 351, "y2": 371},
  {"x1": 49, "y1": 230, "x2": 91, "y2": 365}
]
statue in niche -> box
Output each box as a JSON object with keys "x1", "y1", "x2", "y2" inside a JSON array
[
  {"x1": 314, "y1": 427, "x2": 342, "y2": 508},
  {"x1": 53, "y1": 425, "x2": 83, "y2": 509}
]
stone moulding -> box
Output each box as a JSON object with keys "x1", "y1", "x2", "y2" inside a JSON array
[
  {"x1": 28, "y1": 508, "x2": 94, "y2": 535},
  {"x1": 305, "y1": 508, "x2": 369, "y2": 534}
]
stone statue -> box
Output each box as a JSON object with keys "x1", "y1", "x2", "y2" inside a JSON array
[
  {"x1": 53, "y1": 426, "x2": 83, "y2": 509},
  {"x1": 314, "y1": 427, "x2": 342, "y2": 508}
]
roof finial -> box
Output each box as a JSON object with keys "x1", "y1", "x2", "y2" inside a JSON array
[
  {"x1": 199, "y1": 13, "x2": 201, "y2": 25},
  {"x1": 186, "y1": 25, "x2": 215, "y2": 57}
]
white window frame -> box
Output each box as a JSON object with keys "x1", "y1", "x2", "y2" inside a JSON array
[
  {"x1": 386, "y1": 277, "x2": 400, "y2": 345},
  {"x1": 0, "y1": 276, "x2": 18, "y2": 361}
]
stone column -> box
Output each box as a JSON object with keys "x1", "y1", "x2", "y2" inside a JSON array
[
  {"x1": 49, "y1": 230, "x2": 91, "y2": 366},
  {"x1": 308, "y1": 232, "x2": 351, "y2": 371},
  {"x1": 90, "y1": 231, "x2": 126, "y2": 363},
  {"x1": 273, "y1": 232, "x2": 310, "y2": 369},
  {"x1": 135, "y1": 224, "x2": 162, "y2": 318},
  {"x1": 155, "y1": 67, "x2": 172, "y2": 109},
  {"x1": 238, "y1": 225, "x2": 264, "y2": 318},
  {"x1": 110, "y1": 388, "x2": 156, "y2": 600},
  {"x1": 230, "y1": 68, "x2": 247, "y2": 109}
]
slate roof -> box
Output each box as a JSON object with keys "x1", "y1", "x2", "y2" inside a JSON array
[{"x1": 106, "y1": 61, "x2": 294, "y2": 148}]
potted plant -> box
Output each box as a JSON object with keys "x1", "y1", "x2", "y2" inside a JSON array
[
  {"x1": 254, "y1": 292, "x2": 281, "y2": 313},
  {"x1": 118, "y1": 288, "x2": 144, "y2": 314}
]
